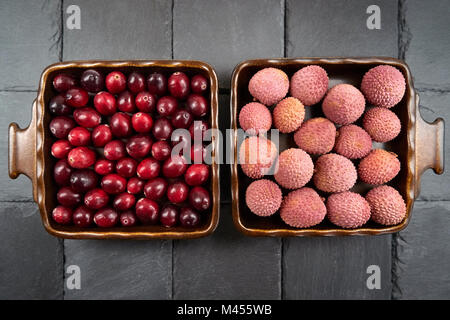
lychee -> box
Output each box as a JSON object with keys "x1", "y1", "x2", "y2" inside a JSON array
[
  {"x1": 274, "y1": 148, "x2": 314, "y2": 189},
  {"x1": 239, "y1": 102, "x2": 272, "y2": 135},
  {"x1": 334, "y1": 124, "x2": 372, "y2": 159},
  {"x1": 358, "y1": 149, "x2": 400, "y2": 185},
  {"x1": 365, "y1": 185, "x2": 406, "y2": 226},
  {"x1": 245, "y1": 179, "x2": 282, "y2": 217},
  {"x1": 326, "y1": 191, "x2": 371, "y2": 229},
  {"x1": 363, "y1": 107, "x2": 401, "y2": 142},
  {"x1": 294, "y1": 117, "x2": 336, "y2": 155},
  {"x1": 322, "y1": 84, "x2": 365, "y2": 125},
  {"x1": 313, "y1": 153, "x2": 357, "y2": 193},
  {"x1": 239, "y1": 136, "x2": 278, "y2": 179},
  {"x1": 248, "y1": 67, "x2": 289, "y2": 106},
  {"x1": 273, "y1": 97, "x2": 305, "y2": 133},
  {"x1": 290, "y1": 65, "x2": 329, "y2": 106}
]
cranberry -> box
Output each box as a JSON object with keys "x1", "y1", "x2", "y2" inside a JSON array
[
  {"x1": 80, "y1": 69, "x2": 104, "y2": 92},
  {"x1": 72, "y1": 206, "x2": 94, "y2": 227},
  {"x1": 101, "y1": 173, "x2": 127, "y2": 194},
  {"x1": 49, "y1": 94, "x2": 72, "y2": 116},
  {"x1": 105, "y1": 71, "x2": 126, "y2": 94},
  {"x1": 120, "y1": 210, "x2": 137, "y2": 227},
  {"x1": 49, "y1": 116, "x2": 76, "y2": 139},
  {"x1": 115, "y1": 157, "x2": 137, "y2": 178},
  {"x1": 126, "y1": 134, "x2": 152, "y2": 159},
  {"x1": 117, "y1": 91, "x2": 136, "y2": 113},
  {"x1": 143, "y1": 177, "x2": 168, "y2": 201},
  {"x1": 160, "y1": 204, "x2": 179, "y2": 227},
  {"x1": 187, "y1": 94, "x2": 209, "y2": 117},
  {"x1": 65, "y1": 87, "x2": 89, "y2": 108},
  {"x1": 127, "y1": 177, "x2": 144, "y2": 194},
  {"x1": 94, "y1": 91, "x2": 116, "y2": 115},
  {"x1": 51, "y1": 140, "x2": 72, "y2": 159},
  {"x1": 162, "y1": 155, "x2": 187, "y2": 178},
  {"x1": 70, "y1": 169, "x2": 98, "y2": 193},
  {"x1": 152, "y1": 118, "x2": 173, "y2": 141},
  {"x1": 53, "y1": 74, "x2": 76, "y2": 92},
  {"x1": 52, "y1": 205, "x2": 73, "y2": 225},
  {"x1": 167, "y1": 181, "x2": 189, "y2": 204},
  {"x1": 168, "y1": 72, "x2": 190, "y2": 99},
  {"x1": 189, "y1": 120, "x2": 209, "y2": 141},
  {"x1": 54, "y1": 159, "x2": 73, "y2": 186},
  {"x1": 190, "y1": 143, "x2": 206, "y2": 163},
  {"x1": 179, "y1": 207, "x2": 200, "y2": 227},
  {"x1": 104, "y1": 140, "x2": 126, "y2": 160},
  {"x1": 94, "y1": 159, "x2": 115, "y2": 175},
  {"x1": 57, "y1": 186, "x2": 82, "y2": 207},
  {"x1": 132, "y1": 112, "x2": 153, "y2": 133},
  {"x1": 68, "y1": 127, "x2": 91, "y2": 146},
  {"x1": 127, "y1": 72, "x2": 146, "y2": 93},
  {"x1": 92, "y1": 124, "x2": 112, "y2": 147},
  {"x1": 135, "y1": 198, "x2": 159, "y2": 224},
  {"x1": 185, "y1": 164, "x2": 209, "y2": 186},
  {"x1": 172, "y1": 109, "x2": 193, "y2": 129},
  {"x1": 191, "y1": 74, "x2": 208, "y2": 94},
  {"x1": 147, "y1": 72, "x2": 167, "y2": 96},
  {"x1": 157, "y1": 96, "x2": 178, "y2": 116},
  {"x1": 109, "y1": 112, "x2": 132, "y2": 138},
  {"x1": 151, "y1": 140, "x2": 171, "y2": 161},
  {"x1": 135, "y1": 91, "x2": 156, "y2": 113},
  {"x1": 189, "y1": 186, "x2": 211, "y2": 211},
  {"x1": 84, "y1": 188, "x2": 109, "y2": 209},
  {"x1": 113, "y1": 193, "x2": 136, "y2": 211},
  {"x1": 73, "y1": 107, "x2": 101, "y2": 128},
  {"x1": 136, "y1": 158, "x2": 160, "y2": 180},
  {"x1": 68, "y1": 147, "x2": 96, "y2": 169},
  {"x1": 94, "y1": 207, "x2": 119, "y2": 227}
]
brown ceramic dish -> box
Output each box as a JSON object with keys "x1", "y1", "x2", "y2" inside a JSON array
[
  {"x1": 9, "y1": 60, "x2": 220, "y2": 239},
  {"x1": 231, "y1": 57, "x2": 444, "y2": 237}
]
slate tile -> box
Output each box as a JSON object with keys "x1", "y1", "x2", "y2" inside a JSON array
[
  {"x1": 64, "y1": 239, "x2": 172, "y2": 299},
  {"x1": 394, "y1": 201, "x2": 450, "y2": 299},
  {"x1": 173, "y1": 0, "x2": 284, "y2": 88},
  {"x1": 0, "y1": 202, "x2": 63, "y2": 299},
  {"x1": 63, "y1": 0, "x2": 172, "y2": 60},
  {"x1": 0, "y1": 0, "x2": 60, "y2": 90},
  {"x1": 173, "y1": 204, "x2": 281, "y2": 299}
]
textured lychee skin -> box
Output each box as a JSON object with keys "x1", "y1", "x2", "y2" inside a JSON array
[
  {"x1": 327, "y1": 192, "x2": 371, "y2": 229},
  {"x1": 358, "y1": 149, "x2": 401, "y2": 185},
  {"x1": 322, "y1": 84, "x2": 365, "y2": 125},
  {"x1": 274, "y1": 148, "x2": 314, "y2": 189},
  {"x1": 246, "y1": 179, "x2": 282, "y2": 217},
  {"x1": 239, "y1": 102, "x2": 272, "y2": 135},
  {"x1": 248, "y1": 68, "x2": 289, "y2": 106},
  {"x1": 366, "y1": 185, "x2": 406, "y2": 226},
  {"x1": 294, "y1": 117, "x2": 336, "y2": 155},
  {"x1": 239, "y1": 136, "x2": 278, "y2": 179},
  {"x1": 334, "y1": 124, "x2": 372, "y2": 159},
  {"x1": 273, "y1": 97, "x2": 305, "y2": 133},
  {"x1": 313, "y1": 153, "x2": 357, "y2": 193},
  {"x1": 361, "y1": 65, "x2": 406, "y2": 108},
  {"x1": 290, "y1": 65, "x2": 329, "y2": 106},
  {"x1": 280, "y1": 187, "x2": 326, "y2": 228},
  {"x1": 363, "y1": 107, "x2": 401, "y2": 142}
]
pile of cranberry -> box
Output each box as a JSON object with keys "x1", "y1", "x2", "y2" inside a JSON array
[{"x1": 49, "y1": 68, "x2": 211, "y2": 228}]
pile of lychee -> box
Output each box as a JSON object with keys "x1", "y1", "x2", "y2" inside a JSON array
[{"x1": 239, "y1": 65, "x2": 407, "y2": 229}]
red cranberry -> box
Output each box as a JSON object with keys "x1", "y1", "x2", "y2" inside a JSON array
[
  {"x1": 191, "y1": 74, "x2": 208, "y2": 94},
  {"x1": 189, "y1": 186, "x2": 211, "y2": 211},
  {"x1": 49, "y1": 116, "x2": 76, "y2": 139},
  {"x1": 147, "y1": 72, "x2": 167, "y2": 96},
  {"x1": 135, "y1": 91, "x2": 156, "y2": 113},
  {"x1": 136, "y1": 158, "x2": 160, "y2": 180},
  {"x1": 179, "y1": 207, "x2": 200, "y2": 227},
  {"x1": 160, "y1": 204, "x2": 179, "y2": 227},
  {"x1": 151, "y1": 140, "x2": 171, "y2": 161},
  {"x1": 94, "y1": 207, "x2": 119, "y2": 227},
  {"x1": 54, "y1": 159, "x2": 73, "y2": 186},
  {"x1": 185, "y1": 164, "x2": 209, "y2": 186},
  {"x1": 104, "y1": 140, "x2": 126, "y2": 160},
  {"x1": 101, "y1": 173, "x2": 127, "y2": 194},
  {"x1": 187, "y1": 94, "x2": 209, "y2": 117},
  {"x1": 94, "y1": 159, "x2": 115, "y2": 175},
  {"x1": 109, "y1": 112, "x2": 132, "y2": 138},
  {"x1": 117, "y1": 91, "x2": 136, "y2": 113},
  {"x1": 120, "y1": 210, "x2": 137, "y2": 227},
  {"x1": 168, "y1": 72, "x2": 190, "y2": 99},
  {"x1": 94, "y1": 91, "x2": 116, "y2": 115},
  {"x1": 70, "y1": 169, "x2": 98, "y2": 193},
  {"x1": 72, "y1": 205, "x2": 93, "y2": 227},
  {"x1": 135, "y1": 198, "x2": 159, "y2": 224},
  {"x1": 189, "y1": 120, "x2": 209, "y2": 141},
  {"x1": 167, "y1": 181, "x2": 189, "y2": 204},
  {"x1": 126, "y1": 134, "x2": 152, "y2": 159},
  {"x1": 162, "y1": 155, "x2": 187, "y2": 178},
  {"x1": 84, "y1": 188, "x2": 109, "y2": 209},
  {"x1": 190, "y1": 143, "x2": 206, "y2": 163},
  {"x1": 57, "y1": 186, "x2": 82, "y2": 207},
  {"x1": 157, "y1": 96, "x2": 178, "y2": 116},
  {"x1": 127, "y1": 177, "x2": 145, "y2": 194},
  {"x1": 49, "y1": 94, "x2": 72, "y2": 116},
  {"x1": 127, "y1": 72, "x2": 146, "y2": 93},
  {"x1": 68, "y1": 147, "x2": 96, "y2": 169},
  {"x1": 80, "y1": 69, "x2": 104, "y2": 93},
  {"x1": 52, "y1": 205, "x2": 73, "y2": 225},
  {"x1": 68, "y1": 127, "x2": 91, "y2": 146},
  {"x1": 105, "y1": 71, "x2": 126, "y2": 94},
  {"x1": 53, "y1": 74, "x2": 77, "y2": 92},
  {"x1": 172, "y1": 109, "x2": 193, "y2": 129},
  {"x1": 51, "y1": 140, "x2": 72, "y2": 159},
  {"x1": 92, "y1": 124, "x2": 112, "y2": 147},
  {"x1": 113, "y1": 193, "x2": 136, "y2": 211},
  {"x1": 115, "y1": 157, "x2": 137, "y2": 178},
  {"x1": 152, "y1": 118, "x2": 173, "y2": 141},
  {"x1": 73, "y1": 107, "x2": 101, "y2": 128},
  {"x1": 132, "y1": 112, "x2": 153, "y2": 133},
  {"x1": 144, "y1": 177, "x2": 168, "y2": 201},
  {"x1": 65, "y1": 87, "x2": 89, "y2": 108}
]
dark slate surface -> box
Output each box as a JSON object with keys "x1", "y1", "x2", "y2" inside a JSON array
[
  {"x1": 0, "y1": 202, "x2": 63, "y2": 300},
  {"x1": 0, "y1": 0, "x2": 60, "y2": 90},
  {"x1": 173, "y1": 0, "x2": 284, "y2": 88}
]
